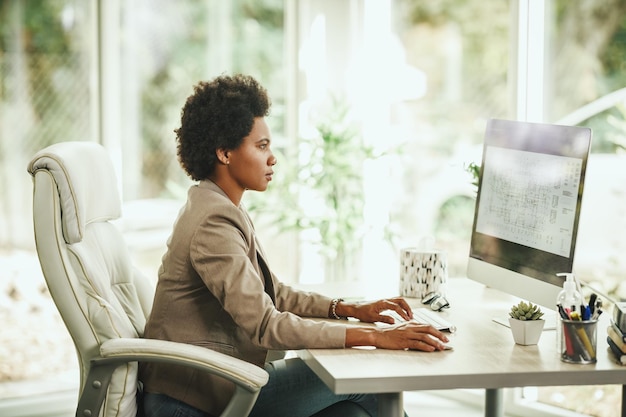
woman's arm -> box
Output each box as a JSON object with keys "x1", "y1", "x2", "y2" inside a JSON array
[
  {"x1": 334, "y1": 298, "x2": 449, "y2": 351},
  {"x1": 345, "y1": 323, "x2": 449, "y2": 351},
  {"x1": 333, "y1": 297, "x2": 413, "y2": 324}
]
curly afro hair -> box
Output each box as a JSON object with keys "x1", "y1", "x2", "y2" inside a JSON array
[{"x1": 175, "y1": 74, "x2": 271, "y2": 181}]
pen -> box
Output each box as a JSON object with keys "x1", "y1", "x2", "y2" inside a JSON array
[
  {"x1": 564, "y1": 307, "x2": 572, "y2": 319},
  {"x1": 592, "y1": 308, "x2": 603, "y2": 320},
  {"x1": 588, "y1": 293, "x2": 597, "y2": 315},
  {"x1": 573, "y1": 323, "x2": 595, "y2": 360},
  {"x1": 562, "y1": 325, "x2": 575, "y2": 357},
  {"x1": 582, "y1": 305, "x2": 591, "y2": 321}
]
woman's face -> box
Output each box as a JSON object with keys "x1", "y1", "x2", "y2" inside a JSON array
[{"x1": 227, "y1": 117, "x2": 276, "y2": 192}]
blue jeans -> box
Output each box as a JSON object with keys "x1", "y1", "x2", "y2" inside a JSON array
[
  {"x1": 248, "y1": 357, "x2": 378, "y2": 417},
  {"x1": 144, "y1": 357, "x2": 407, "y2": 417},
  {"x1": 144, "y1": 392, "x2": 210, "y2": 417}
]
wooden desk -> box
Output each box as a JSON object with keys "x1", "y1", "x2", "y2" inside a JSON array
[{"x1": 299, "y1": 278, "x2": 626, "y2": 417}]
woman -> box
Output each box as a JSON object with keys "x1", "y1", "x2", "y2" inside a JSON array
[{"x1": 139, "y1": 74, "x2": 449, "y2": 417}]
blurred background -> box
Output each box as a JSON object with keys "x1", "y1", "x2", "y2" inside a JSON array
[{"x1": 2, "y1": 1, "x2": 626, "y2": 416}]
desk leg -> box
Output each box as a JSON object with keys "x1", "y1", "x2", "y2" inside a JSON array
[
  {"x1": 622, "y1": 385, "x2": 625, "y2": 417},
  {"x1": 378, "y1": 392, "x2": 403, "y2": 417},
  {"x1": 485, "y1": 388, "x2": 503, "y2": 417}
]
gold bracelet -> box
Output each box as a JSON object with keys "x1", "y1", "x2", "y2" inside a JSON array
[{"x1": 330, "y1": 298, "x2": 344, "y2": 320}]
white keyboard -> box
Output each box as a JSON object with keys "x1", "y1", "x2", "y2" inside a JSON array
[{"x1": 382, "y1": 308, "x2": 457, "y2": 333}]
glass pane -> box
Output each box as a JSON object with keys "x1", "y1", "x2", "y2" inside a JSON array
[
  {"x1": 543, "y1": 0, "x2": 626, "y2": 292},
  {"x1": 119, "y1": 0, "x2": 286, "y2": 201},
  {"x1": 117, "y1": 0, "x2": 289, "y2": 279},
  {"x1": 0, "y1": 0, "x2": 94, "y2": 402},
  {"x1": 536, "y1": 1, "x2": 626, "y2": 415},
  {"x1": 534, "y1": 385, "x2": 621, "y2": 417},
  {"x1": 0, "y1": 0, "x2": 95, "y2": 247},
  {"x1": 389, "y1": 0, "x2": 510, "y2": 275},
  {"x1": 253, "y1": 0, "x2": 510, "y2": 291}
]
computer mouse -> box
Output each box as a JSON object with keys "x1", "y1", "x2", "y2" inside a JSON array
[
  {"x1": 430, "y1": 296, "x2": 450, "y2": 311},
  {"x1": 421, "y1": 292, "x2": 439, "y2": 304}
]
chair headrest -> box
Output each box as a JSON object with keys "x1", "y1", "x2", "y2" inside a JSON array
[{"x1": 27, "y1": 142, "x2": 122, "y2": 244}]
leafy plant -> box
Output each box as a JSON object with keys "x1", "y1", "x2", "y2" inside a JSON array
[
  {"x1": 246, "y1": 97, "x2": 378, "y2": 266},
  {"x1": 509, "y1": 301, "x2": 544, "y2": 321},
  {"x1": 464, "y1": 161, "x2": 480, "y2": 190}
]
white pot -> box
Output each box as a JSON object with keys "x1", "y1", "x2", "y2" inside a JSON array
[{"x1": 508, "y1": 318, "x2": 545, "y2": 345}]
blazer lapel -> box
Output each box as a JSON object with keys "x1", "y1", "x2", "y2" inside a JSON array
[{"x1": 256, "y1": 251, "x2": 276, "y2": 304}]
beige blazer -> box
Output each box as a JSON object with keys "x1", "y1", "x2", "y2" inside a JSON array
[{"x1": 139, "y1": 180, "x2": 346, "y2": 415}]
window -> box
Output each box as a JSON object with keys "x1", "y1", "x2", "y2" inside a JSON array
[{"x1": 0, "y1": 0, "x2": 95, "y2": 409}]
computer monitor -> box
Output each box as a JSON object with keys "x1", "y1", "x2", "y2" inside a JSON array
[{"x1": 467, "y1": 119, "x2": 592, "y2": 310}]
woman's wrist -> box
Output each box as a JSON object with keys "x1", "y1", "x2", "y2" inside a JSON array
[
  {"x1": 329, "y1": 298, "x2": 344, "y2": 319},
  {"x1": 331, "y1": 299, "x2": 357, "y2": 319},
  {"x1": 345, "y1": 327, "x2": 379, "y2": 347}
]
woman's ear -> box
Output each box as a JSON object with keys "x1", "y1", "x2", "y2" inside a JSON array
[{"x1": 216, "y1": 149, "x2": 230, "y2": 165}]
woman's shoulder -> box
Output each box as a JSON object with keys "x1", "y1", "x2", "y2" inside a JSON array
[
  {"x1": 190, "y1": 181, "x2": 237, "y2": 209},
  {"x1": 187, "y1": 182, "x2": 249, "y2": 226},
  {"x1": 194, "y1": 180, "x2": 229, "y2": 199}
]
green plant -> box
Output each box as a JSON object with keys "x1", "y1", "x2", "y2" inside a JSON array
[
  {"x1": 246, "y1": 96, "x2": 381, "y2": 274},
  {"x1": 296, "y1": 104, "x2": 375, "y2": 260},
  {"x1": 509, "y1": 301, "x2": 544, "y2": 321},
  {"x1": 464, "y1": 161, "x2": 480, "y2": 190}
]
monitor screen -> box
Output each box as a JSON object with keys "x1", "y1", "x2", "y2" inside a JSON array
[{"x1": 467, "y1": 119, "x2": 592, "y2": 310}]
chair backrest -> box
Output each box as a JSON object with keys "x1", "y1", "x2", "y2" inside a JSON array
[{"x1": 28, "y1": 141, "x2": 155, "y2": 417}]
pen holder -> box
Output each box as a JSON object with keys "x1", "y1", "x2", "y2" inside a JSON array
[{"x1": 559, "y1": 318, "x2": 598, "y2": 364}]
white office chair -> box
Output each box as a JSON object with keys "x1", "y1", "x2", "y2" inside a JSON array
[{"x1": 27, "y1": 141, "x2": 269, "y2": 417}]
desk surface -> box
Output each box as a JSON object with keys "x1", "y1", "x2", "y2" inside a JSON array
[{"x1": 300, "y1": 278, "x2": 625, "y2": 395}]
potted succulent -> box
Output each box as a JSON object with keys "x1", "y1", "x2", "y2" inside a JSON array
[{"x1": 508, "y1": 301, "x2": 545, "y2": 345}]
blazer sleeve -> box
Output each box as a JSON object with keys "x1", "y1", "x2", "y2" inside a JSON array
[
  {"x1": 272, "y1": 277, "x2": 335, "y2": 318},
  {"x1": 190, "y1": 202, "x2": 346, "y2": 350}
]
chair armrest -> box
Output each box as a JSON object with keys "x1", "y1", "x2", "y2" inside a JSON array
[
  {"x1": 76, "y1": 339, "x2": 268, "y2": 417},
  {"x1": 100, "y1": 338, "x2": 269, "y2": 392}
]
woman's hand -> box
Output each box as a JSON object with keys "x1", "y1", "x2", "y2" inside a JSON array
[
  {"x1": 374, "y1": 323, "x2": 450, "y2": 351},
  {"x1": 336, "y1": 298, "x2": 450, "y2": 351},
  {"x1": 345, "y1": 323, "x2": 450, "y2": 351},
  {"x1": 335, "y1": 298, "x2": 414, "y2": 324}
]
